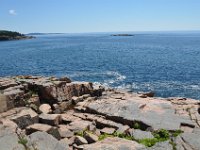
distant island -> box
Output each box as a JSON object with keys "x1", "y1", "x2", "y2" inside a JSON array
[
  {"x1": 27, "y1": 33, "x2": 64, "y2": 36},
  {"x1": 0, "y1": 30, "x2": 34, "y2": 41},
  {"x1": 111, "y1": 34, "x2": 134, "y2": 36}
]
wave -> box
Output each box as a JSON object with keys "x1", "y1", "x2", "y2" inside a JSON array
[
  {"x1": 64, "y1": 71, "x2": 200, "y2": 99},
  {"x1": 68, "y1": 71, "x2": 126, "y2": 86},
  {"x1": 103, "y1": 71, "x2": 126, "y2": 84}
]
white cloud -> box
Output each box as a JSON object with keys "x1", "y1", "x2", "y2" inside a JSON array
[{"x1": 9, "y1": 9, "x2": 17, "y2": 15}]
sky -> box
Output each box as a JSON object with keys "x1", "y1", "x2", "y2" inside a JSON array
[{"x1": 0, "y1": 0, "x2": 200, "y2": 33}]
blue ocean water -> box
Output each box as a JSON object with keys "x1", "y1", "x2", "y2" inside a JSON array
[{"x1": 1, "y1": 33, "x2": 200, "y2": 99}]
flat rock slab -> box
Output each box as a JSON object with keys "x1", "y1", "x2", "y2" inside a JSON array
[
  {"x1": 39, "y1": 113, "x2": 61, "y2": 126},
  {"x1": 26, "y1": 123, "x2": 61, "y2": 139},
  {"x1": 83, "y1": 137, "x2": 146, "y2": 150},
  {"x1": 85, "y1": 97, "x2": 195, "y2": 131},
  {"x1": 67, "y1": 120, "x2": 93, "y2": 132},
  {"x1": 100, "y1": 127, "x2": 116, "y2": 134},
  {"x1": 26, "y1": 123, "x2": 53, "y2": 134},
  {"x1": 130, "y1": 129, "x2": 154, "y2": 140}
]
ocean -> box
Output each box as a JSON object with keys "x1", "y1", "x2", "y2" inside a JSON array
[{"x1": 1, "y1": 32, "x2": 200, "y2": 99}]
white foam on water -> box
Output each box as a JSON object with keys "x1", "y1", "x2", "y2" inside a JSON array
[
  {"x1": 104, "y1": 71, "x2": 126, "y2": 84},
  {"x1": 68, "y1": 71, "x2": 126, "y2": 86}
]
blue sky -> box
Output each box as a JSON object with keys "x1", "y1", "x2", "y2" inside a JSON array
[{"x1": 0, "y1": 0, "x2": 200, "y2": 33}]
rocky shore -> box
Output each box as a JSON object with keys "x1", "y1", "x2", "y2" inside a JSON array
[{"x1": 0, "y1": 76, "x2": 200, "y2": 150}]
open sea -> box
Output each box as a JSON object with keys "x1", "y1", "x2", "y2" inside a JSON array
[{"x1": 1, "y1": 32, "x2": 200, "y2": 99}]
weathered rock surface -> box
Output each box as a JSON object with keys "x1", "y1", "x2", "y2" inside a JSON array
[
  {"x1": 83, "y1": 137, "x2": 145, "y2": 150},
  {"x1": 0, "y1": 76, "x2": 200, "y2": 150},
  {"x1": 84, "y1": 91, "x2": 196, "y2": 131}
]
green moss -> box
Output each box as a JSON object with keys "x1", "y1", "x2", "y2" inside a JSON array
[
  {"x1": 18, "y1": 137, "x2": 28, "y2": 146},
  {"x1": 172, "y1": 130, "x2": 183, "y2": 137},
  {"x1": 153, "y1": 129, "x2": 170, "y2": 141},
  {"x1": 113, "y1": 132, "x2": 135, "y2": 140},
  {"x1": 98, "y1": 134, "x2": 114, "y2": 141},
  {"x1": 75, "y1": 131, "x2": 84, "y2": 137},
  {"x1": 138, "y1": 138, "x2": 158, "y2": 147},
  {"x1": 18, "y1": 136, "x2": 30, "y2": 150},
  {"x1": 137, "y1": 129, "x2": 170, "y2": 147},
  {"x1": 170, "y1": 140, "x2": 177, "y2": 150},
  {"x1": 133, "y1": 122, "x2": 141, "y2": 129},
  {"x1": 97, "y1": 129, "x2": 173, "y2": 148}
]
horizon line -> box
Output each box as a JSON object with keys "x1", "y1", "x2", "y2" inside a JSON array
[{"x1": 25, "y1": 29, "x2": 200, "y2": 34}]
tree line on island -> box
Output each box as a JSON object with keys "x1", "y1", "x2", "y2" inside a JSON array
[{"x1": 0, "y1": 30, "x2": 34, "y2": 41}]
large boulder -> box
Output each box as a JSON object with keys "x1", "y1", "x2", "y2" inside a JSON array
[{"x1": 37, "y1": 81, "x2": 93, "y2": 102}]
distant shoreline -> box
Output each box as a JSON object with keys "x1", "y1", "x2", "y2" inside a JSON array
[
  {"x1": 0, "y1": 30, "x2": 35, "y2": 41},
  {"x1": 111, "y1": 34, "x2": 134, "y2": 36}
]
